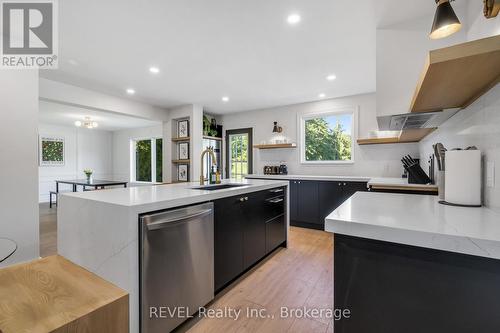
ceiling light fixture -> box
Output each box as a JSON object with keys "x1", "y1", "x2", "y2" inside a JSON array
[
  {"x1": 222, "y1": 96, "x2": 229, "y2": 102},
  {"x1": 126, "y1": 88, "x2": 135, "y2": 95},
  {"x1": 429, "y1": 0, "x2": 462, "y2": 39},
  {"x1": 75, "y1": 117, "x2": 98, "y2": 129},
  {"x1": 326, "y1": 74, "x2": 336, "y2": 81},
  {"x1": 318, "y1": 93, "x2": 326, "y2": 98},
  {"x1": 287, "y1": 14, "x2": 301, "y2": 25},
  {"x1": 149, "y1": 66, "x2": 160, "y2": 74}
]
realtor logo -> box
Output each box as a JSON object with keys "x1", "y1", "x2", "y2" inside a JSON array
[{"x1": 1, "y1": 0, "x2": 58, "y2": 68}]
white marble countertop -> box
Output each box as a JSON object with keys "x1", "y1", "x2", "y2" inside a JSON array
[
  {"x1": 246, "y1": 174, "x2": 372, "y2": 182},
  {"x1": 61, "y1": 178, "x2": 288, "y2": 209},
  {"x1": 368, "y1": 177, "x2": 437, "y2": 189},
  {"x1": 325, "y1": 192, "x2": 500, "y2": 260}
]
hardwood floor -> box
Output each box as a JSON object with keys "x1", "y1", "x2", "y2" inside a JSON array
[
  {"x1": 179, "y1": 226, "x2": 334, "y2": 333},
  {"x1": 38, "y1": 206, "x2": 334, "y2": 333},
  {"x1": 39, "y1": 203, "x2": 57, "y2": 257}
]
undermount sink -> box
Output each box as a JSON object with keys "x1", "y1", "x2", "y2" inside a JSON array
[{"x1": 191, "y1": 184, "x2": 246, "y2": 191}]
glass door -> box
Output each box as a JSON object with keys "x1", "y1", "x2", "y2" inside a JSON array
[{"x1": 225, "y1": 128, "x2": 253, "y2": 179}]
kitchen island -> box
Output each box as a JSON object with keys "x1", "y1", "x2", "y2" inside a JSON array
[
  {"x1": 325, "y1": 192, "x2": 500, "y2": 332},
  {"x1": 57, "y1": 178, "x2": 289, "y2": 333}
]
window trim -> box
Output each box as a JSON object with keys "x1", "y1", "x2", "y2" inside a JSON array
[
  {"x1": 130, "y1": 137, "x2": 163, "y2": 183},
  {"x1": 298, "y1": 107, "x2": 357, "y2": 165}
]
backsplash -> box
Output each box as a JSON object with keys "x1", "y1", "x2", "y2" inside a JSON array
[{"x1": 419, "y1": 84, "x2": 500, "y2": 211}]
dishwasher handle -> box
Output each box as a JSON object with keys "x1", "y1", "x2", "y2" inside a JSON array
[{"x1": 146, "y1": 208, "x2": 212, "y2": 231}]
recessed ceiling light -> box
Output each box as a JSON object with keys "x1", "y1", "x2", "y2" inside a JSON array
[
  {"x1": 318, "y1": 93, "x2": 326, "y2": 98},
  {"x1": 149, "y1": 66, "x2": 160, "y2": 74},
  {"x1": 126, "y1": 88, "x2": 135, "y2": 95},
  {"x1": 287, "y1": 14, "x2": 301, "y2": 25},
  {"x1": 326, "y1": 74, "x2": 337, "y2": 81},
  {"x1": 222, "y1": 96, "x2": 229, "y2": 102}
]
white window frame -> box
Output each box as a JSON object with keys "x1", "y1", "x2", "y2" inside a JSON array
[
  {"x1": 298, "y1": 107, "x2": 357, "y2": 165},
  {"x1": 130, "y1": 137, "x2": 162, "y2": 183}
]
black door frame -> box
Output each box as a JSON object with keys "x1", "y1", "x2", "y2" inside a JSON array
[{"x1": 225, "y1": 128, "x2": 253, "y2": 178}]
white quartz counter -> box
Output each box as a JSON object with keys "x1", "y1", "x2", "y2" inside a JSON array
[
  {"x1": 325, "y1": 192, "x2": 500, "y2": 260},
  {"x1": 60, "y1": 178, "x2": 288, "y2": 212},
  {"x1": 368, "y1": 177, "x2": 437, "y2": 190}
]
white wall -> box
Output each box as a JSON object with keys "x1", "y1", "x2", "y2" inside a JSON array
[
  {"x1": 0, "y1": 70, "x2": 39, "y2": 266},
  {"x1": 38, "y1": 123, "x2": 113, "y2": 202},
  {"x1": 419, "y1": 84, "x2": 500, "y2": 211},
  {"x1": 162, "y1": 105, "x2": 204, "y2": 183},
  {"x1": 112, "y1": 125, "x2": 163, "y2": 182},
  {"x1": 221, "y1": 93, "x2": 419, "y2": 178},
  {"x1": 376, "y1": 16, "x2": 467, "y2": 117},
  {"x1": 465, "y1": 1, "x2": 500, "y2": 41},
  {"x1": 40, "y1": 78, "x2": 170, "y2": 121}
]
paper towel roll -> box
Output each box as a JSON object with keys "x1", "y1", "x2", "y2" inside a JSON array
[{"x1": 445, "y1": 150, "x2": 482, "y2": 206}]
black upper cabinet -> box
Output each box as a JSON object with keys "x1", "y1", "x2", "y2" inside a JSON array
[{"x1": 214, "y1": 195, "x2": 244, "y2": 291}]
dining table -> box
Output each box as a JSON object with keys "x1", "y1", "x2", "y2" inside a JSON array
[{"x1": 55, "y1": 179, "x2": 128, "y2": 193}]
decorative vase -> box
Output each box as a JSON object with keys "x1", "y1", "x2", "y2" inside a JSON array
[{"x1": 85, "y1": 174, "x2": 93, "y2": 183}]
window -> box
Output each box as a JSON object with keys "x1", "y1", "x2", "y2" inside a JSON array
[
  {"x1": 132, "y1": 138, "x2": 163, "y2": 183},
  {"x1": 300, "y1": 109, "x2": 355, "y2": 163},
  {"x1": 225, "y1": 128, "x2": 253, "y2": 179}
]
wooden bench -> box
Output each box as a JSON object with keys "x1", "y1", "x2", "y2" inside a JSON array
[{"x1": 0, "y1": 255, "x2": 129, "y2": 333}]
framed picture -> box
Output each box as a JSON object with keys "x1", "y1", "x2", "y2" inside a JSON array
[
  {"x1": 178, "y1": 164, "x2": 189, "y2": 182},
  {"x1": 178, "y1": 142, "x2": 189, "y2": 160},
  {"x1": 177, "y1": 120, "x2": 189, "y2": 138},
  {"x1": 39, "y1": 136, "x2": 65, "y2": 166}
]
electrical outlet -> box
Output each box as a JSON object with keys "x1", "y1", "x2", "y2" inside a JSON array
[{"x1": 486, "y1": 161, "x2": 495, "y2": 188}]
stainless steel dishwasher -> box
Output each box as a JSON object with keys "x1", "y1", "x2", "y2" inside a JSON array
[{"x1": 140, "y1": 202, "x2": 214, "y2": 333}]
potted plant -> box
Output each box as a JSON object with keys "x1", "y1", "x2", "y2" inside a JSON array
[{"x1": 83, "y1": 169, "x2": 93, "y2": 183}]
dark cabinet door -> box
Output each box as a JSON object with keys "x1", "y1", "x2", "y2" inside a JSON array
[
  {"x1": 242, "y1": 191, "x2": 266, "y2": 269},
  {"x1": 341, "y1": 182, "x2": 368, "y2": 203},
  {"x1": 289, "y1": 181, "x2": 299, "y2": 221},
  {"x1": 214, "y1": 195, "x2": 244, "y2": 291},
  {"x1": 266, "y1": 214, "x2": 286, "y2": 254},
  {"x1": 296, "y1": 180, "x2": 319, "y2": 224},
  {"x1": 319, "y1": 181, "x2": 344, "y2": 222}
]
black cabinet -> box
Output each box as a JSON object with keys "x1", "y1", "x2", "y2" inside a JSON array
[
  {"x1": 266, "y1": 214, "x2": 285, "y2": 253},
  {"x1": 214, "y1": 195, "x2": 244, "y2": 291},
  {"x1": 319, "y1": 182, "x2": 343, "y2": 222},
  {"x1": 290, "y1": 179, "x2": 367, "y2": 229},
  {"x1": 243, "y1": 191, "x2": 266, "y2": 269},
  {"x1": 214, "y1": 187, "x2": 286, "y2": 291},
  {"x1": 290, "y1": 180, "x2": 319, "y2": 227}
]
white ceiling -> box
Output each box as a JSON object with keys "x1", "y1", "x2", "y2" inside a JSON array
[
  {"x1": 40, "y1": 0, "x2": 470, "y2": 114},
  {"x1": 39, "y1": 100, "x2": 161, "y2": 131}
]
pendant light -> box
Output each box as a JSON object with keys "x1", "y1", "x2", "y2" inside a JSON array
[{"x1": 429, "y1": 0, "x2": 461, "y2": 39}]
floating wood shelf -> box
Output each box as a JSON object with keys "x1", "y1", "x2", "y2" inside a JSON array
[
  {"x1": 357, "y1": 129, "x2": 435, "y2": 145},
  {"x1": 410, "y1": 34, "x2": 500, "y2": 113},
  {"x1": 203, "y1": 135, "x2": 222, "y2": 141},
  {"x1": 253, "y1": 143, "x2": 297, "y2": 149},
  {"x1": 171, "y1": 137, "x2": 190, "y2": 142},
  {"x1": 172, "y1": 159, "x2": 190, "y2": 164}
]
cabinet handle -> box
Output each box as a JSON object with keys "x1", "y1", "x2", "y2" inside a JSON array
[
  {"x1": 343, "y1": 183, "x2": 346, "y2": 186},
  {"x1": 269, "y1": 188, "x2": 284, "y2": 193},
  {"x1": 338, "y1": 183, "x2": 342, "y2": 186},
  {"x1": 267, "y1": 198, "x2": 284, "y2": 204},
  {"x1": 239, "y1": 197, "x2": 247, "y2": 202}
]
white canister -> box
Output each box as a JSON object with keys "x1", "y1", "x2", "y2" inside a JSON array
[{"x1": 444, "y1": 150, "x2": 482, "y2": 206}]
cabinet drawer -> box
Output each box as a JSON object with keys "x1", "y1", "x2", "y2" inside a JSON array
[
  {"x1": 266, "y1": 214, "x2": 286, "y2": 254},
  {"x1": 262, "y1": 195, "x2": 285, "y2": 221}
]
